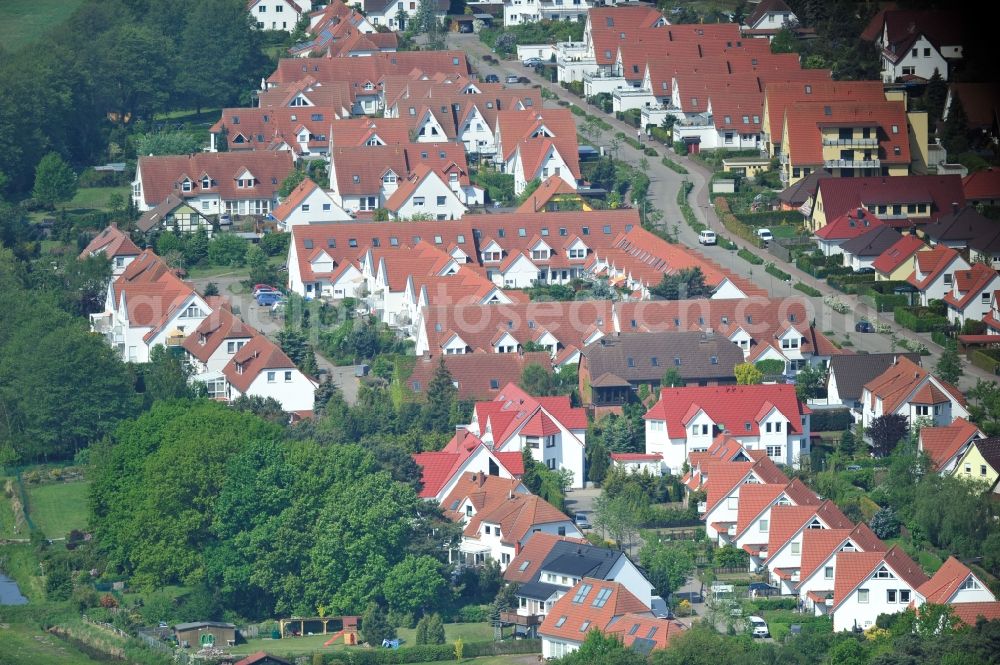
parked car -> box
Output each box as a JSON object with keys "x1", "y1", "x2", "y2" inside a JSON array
[
  {"x1": 846, "y1": 464, "x2": 862, "y2": 471},
  {"x1": 522, "y1": 57, "x2": 544, "y2": 67},
  {"x1": 756, "y1": 228, "x2": 773, "y2": 244},
  {"x1": 253, "y1": 283, "x2": 279, "y2": 296},
  {"x1": 484, "y1": 74, "x2": 500, "y2": 83},
  {"x1": 698, "y1": 229, "x2": 717, "y2": 245},
  {"x1": 854, "y1": 266, "x2": 876, "y2": 275},
  {"x1": 855, "y1": 320, "x2": 875, "y2": 333},
  {"x1": 505, "y1": 75, "x2": 520, "y2": 84},
  {"x1": 748, "y1": 616, "x2": 770, "y2": 638},
  {"x1": 574, "y1": 512, "x2": 591, "y2": 529},
  {"x1": 256, "y1": 291, "x2": 284, "y2": 306}
]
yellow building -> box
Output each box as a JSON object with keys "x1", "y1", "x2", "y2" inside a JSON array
[
  {"x1": 872, "y1": 235, "x2": 930, "y2": 281},
  {"x1": 952, "y1": 438, "x2": 1000, "y2": 494},
  {"x1": 807, "y1": 175, "x2": 963, "y2": 234},
  {"x1": 780, "y1": 100, "x2": 911, "y2": 187}
]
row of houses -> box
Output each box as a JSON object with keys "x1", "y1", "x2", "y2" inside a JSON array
[
  {"x1": 83, "y1": 229, "x2": 316, "y2": 413},
  {"x1": 690, "y1": 436, "x2": 1000, "y2": 632}
]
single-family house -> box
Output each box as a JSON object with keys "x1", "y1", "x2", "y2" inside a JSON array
[
  {"x1": 860, "y1": 356, "x2": 968, "y2": 429},
  {"x1": 270, "y1": 178, "x2": 352, "y2": 230},
  {"x1": 951, "y1": 437, "x2": 1000, "y2": 493},
  {"x1": 249, "y1": 0, "x2": 312, "y2": 32},
  {"x1": 813, "y1": 207, "x2": 885, "y2": 257},
  {"x1": 863, "y1": 9, "x2": 964, "y2": 82},
  {"x1": 91, "y1": 250, "x2": 213, "y2": 363},
  {"x1": 447, "y1": 480, "x2": 581, "y2": 570},
  {"x1": 872, "y1": 234, "x2": 928, "y2": 281},
  {"x1": 796, "y1": 523, "x2": 887, "y2": 613},
  {"x1": 495, "y1": 109, "x2": 580, "y2": 196},
  {"x1": 918, "y1": 417, "x2": 983, "y2": 474},
  {"x1": 714, "y1": 477, "x2": 818, "y2": 550},
  {"x1": 455, "y1": 383, "x2": 588, "y2": 488},
  {"x1": 759, "y1": 501, "x2": 854, "y2": 588},
  {"x1": 822, "y1": 546, "x2": 929, "y2": 632},
  {"x1": 919, "y1": 205, "x2": 999, "y2": 250},
  {"x1": 221, "y1": 335, "x2": 317, "y2": 412},
  {"x1": 742, "y1": 0, "x2": 796, "y2": 35},
  {"x1": 837, "y1": 224, "x2": 901, "y2": 272},
  {"x1": 506, "y1": 539, "x2": 655, "y2": 633},
  {"x1": 360, "y1": 0, "x2": 447, "y2": 31},
  {"x1": 132, "y1": 152, "x2": 295, "y2": 217},
  {"x1": 577, "y1": 331, "x2": 743, "y2": 407},
  {"x1": 644, "y1": 384, "x2": 811, "y2": 474},
  {"x1": 136, "y1": 194, "x2": 214, "y2": 236},
  {"x1": 826, "y1": 353, "x2": 922, "y2": 415},
  {"x1": 78, "y1": 224, "x2": 141, "y2": 276},
  {"x1": 963, "y1": 168, "x2": 1000, "y2": 207},
  {"x1": 414, "y1": 442, "x2": 526, "y2": 504},
  {"x1": 383, "y1": 163, "x2": 469, "y2": 221},
  {"x1": 503, "y1": 0, "x2": 594, "y2": 26},
  {"x1": 943, "y1": 263, "x2": 1000, "y2": 327},
  {"x1": 906, "y1": 243, "x2": 971, "y2": 306},
  {"x1": 914, "y1": 556, "x2": 997, "y2": 609},
  {"x1": 182, "y1": 306, "x2": 260, "y2": 377},
  {"x1": 210, "y1": 106, "x2": 343, "y2": 159},
  {"x1": 539, "y1": 579, "x2": 684, "y2": 659}
]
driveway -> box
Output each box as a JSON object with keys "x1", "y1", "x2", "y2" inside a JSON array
[{"x1": 452, "y1": 32, "x2": 987, "y2": 392}]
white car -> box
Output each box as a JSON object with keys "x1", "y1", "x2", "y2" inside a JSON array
[
  {"x1": 756, "y1": 228, "x2": 773, "y2": 243},
  {"x1": 698, "y1": 230, "x2": 717, "y2": 245},
  {"x1": 748, "y1": 616, "x2": 769, "y2": 638}
]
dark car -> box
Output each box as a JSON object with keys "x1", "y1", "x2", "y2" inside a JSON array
[
  {"x1": 484, "y1": 74, "x2": 500, "y2": 83},
  {"x1": 855, "y1": 320, "x2": 875, "y2": 333},
  {"x1": 854, "y1": 267, "x2": 875, "y2": 275}
]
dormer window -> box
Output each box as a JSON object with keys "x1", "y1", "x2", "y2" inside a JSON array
[
  {"x1": 201, "y1": 177, "x2": 211, "y2": 189},
  {"x1": 237, "y1": 176, "x2": 256, "y2": 188},
  {"x1": 181, "y1": 179, "x2": 192, "y2": 192},
  {"x1": 384, "y1": 172, "x2": 397, "y2": 184}
]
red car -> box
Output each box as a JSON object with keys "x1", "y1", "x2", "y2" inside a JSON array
[{"x1": 252, "y1": 284, "x2": 279, "y2": 296}]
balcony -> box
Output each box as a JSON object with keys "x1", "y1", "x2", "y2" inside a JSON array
[
  {"x1": 821, "y1": 138, "x2": 878, "y2": 147},
  {"x1": 499, "y1": 611, "x2": 541, "y2": 627},
  {"x1": 824, "y1": 158, "x2": 881, "y2": 169}
]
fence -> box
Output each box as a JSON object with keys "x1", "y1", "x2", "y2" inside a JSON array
[{"x1": 767, "y1": 237, "x2": 814, "y2": 263}]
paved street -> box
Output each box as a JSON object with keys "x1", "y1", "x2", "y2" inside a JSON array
[{"x1": 450, "y1": 32, "x2": 989, "y2": 393}]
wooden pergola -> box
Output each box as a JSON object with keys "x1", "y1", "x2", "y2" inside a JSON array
[{"x1": 278, "y1": 615, "x2": 358, "y2": 636}]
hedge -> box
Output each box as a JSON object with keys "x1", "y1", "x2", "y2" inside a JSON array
[
  {"x1": 661, "y1": 156, "x2": 688, "y2": 174},
  {"x1": 765, "y1": 263, "x2": 791, "y2": 281},
  {"x1": 893, "y1": 306, "x2": 950, "y2": 333},
  {"x1": 969, "y1": 350, "x2": 1000, "y2": 375},
  {"x1": 715, "y1": 196, "x2": 762, "y2": 247},
  {"x1": 718, "y1": 236, "x2": 737, "y2": 250},
  {"x1": 873, "y1": 293, "x2": 907, "y2": 312},
  {"x1": 328, "y1": 640, "x2": 542, "y2": 665},
  {"x1": 676, "y1": 181, "x2": 706, "y2": 233},
  {"x1": 811, "y1": 408, "x2": 852, "y2": 432},
  {"x1": 738, "y1": 248, "x2": 764, "y2": 265},
  {"x1": 794, "y1": 282, "x2": 822, "y2": 297},
  {"x1": 568, "y1": 104, "x2": 586, "y2": 116},
  {"x1": 738, "y1": 210, "x2": 805, "y2": 227},
  {"x1": 931, "y1": 330, "x2": 957, "y2": 349},
  {"x1": 650, "y1": 127, "x2": 672, "y2": 145}
]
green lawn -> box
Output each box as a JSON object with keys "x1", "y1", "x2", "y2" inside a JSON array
[
  {"x1": 25, "y1": 481, "x2": 90, "y2": 539},
  {"x1": 0, "y1": 543, "x2": 45, "y2": 602},
  {"x1": 0, "y1": 623, "x2": 105, "y2": 665},
  {"x1": 66, "y1": 187, "x2": 130, "y2": 212},
  {"x1": 0, "y1": 0, "x2": 84, "y2": 53},
  {"x1": 229, "y1": 623, "x2": 495, "y2": 657}
]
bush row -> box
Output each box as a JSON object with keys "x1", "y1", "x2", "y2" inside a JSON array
[
  {"x1": 794, "y1": 282, "x2": 822, "y2": 297},
  {"x1": 893, "y1": 306, "x2": 950, "y2": 333},
  {"x1": 661, "y1": 156, "x2": 688, "y2": 174},
  {"x1": 811, "y1": 408, "x2": 852, "y2": 432},
  {"x1": 325, "y1": 640, "x2": 542, "y2": 665},
  {"x1": 677, "y1": 181, "x2": 706, "y2": 234},
  {"x1": 714, "y1": 196, "x2": 762, "y2": 247},
  {"x1": 873, "y1": 293, "x2": 907, "y2": 312},
  {"x1": 738, "y1": 248, "x2": 764, "y2": 265},
  {"x1": 931, "y1": 330, "x2": 957, "y2": 349},
  {"x1": 765, "y1": 263, "x2": 791, "y2": 281}
]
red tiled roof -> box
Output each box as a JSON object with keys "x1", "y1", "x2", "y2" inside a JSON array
[
  {"x1": 919, "y1": 418, "x2": 982, "y2": 472},
  {"x1": 917, "y1": 556, "x2": 983, "y2": 605},
  {"x1": 963, "y1": 168, "x2": 1000, "y2": 201},
  {"x1": 330, "y1": 142, "x2": 470, "y2": 195},
  {"x1": 950, "y1": 602, "x2": 1000, "y2": 626},
  {"x1": 763, "y1": 80, "x2": 886, "y2": 143},
  {"x1": 497, "y1": 109, "x2": 580, "y2": 180},
  {"x1": 267, "y1": 51, "x2": 470, "y2": 88},
  {"x1": 136, "y1": 152, "x2": 294, "y2": 208},
  {"x1": 872, "y1": 234, "x2": 926, "y2": 275},
  {"x1": 222, "y1": 335, "x2": 302, "y2": 395},
  {"x1": 79, "y1": 224, "x2": 141, "y2": 261},
  {"x1": 816, "y1": 208, "x2": 885, "y2": 241},
  {"x1": 407, "y1": 352, "x2": 551, "y2": 402},
  {"x1": 734, "y1": 483, "x2": 787, "y2": 536},
  {"x1": 210, "y1": 106, "x2": 344, "y2": 154},
  {"x1": 539, "y1": 577, "x2": 649, "y2": 643},
  {"x1": 943, "y1": 263, "x2": 1000, "y2": 311},
  {"x1": 468, "y1": 492, "x2": 572, "y2": 545},
  {"x1": 503, "y1": 533, "x2": 587, "y2": 584},
  {"x1": 816, "y1": 175, "x2": 966, "y2": 226},
  {"x1": 864, "y1": 356, "x2": 965, "y2": 415},
  {"x1": 271, "y1": 178, "x2": 319, "y2": 223},
  {"x1": 767, "y1": 500, "x2": 851, "y2": 557},
  {"x1": 182, "y1": 306, "x2": 259, "y2": 364},
  {"x1": 587, "y1": 6, "x2": 668, "y2": 65},
  {"x1": 833, "y1": 546, "x2": 928, "y2": 610},
  {"x1": 516, "y1": 175, "x2": 582, "y2": 213},
  {"x1": 643, "y1": 384, "x2": 809, "y2": 437},
  {"x1": 784, "y1": 100, "x2": 909, "y2": 167},
  {"x1": 329, "y1": 117, "x2": 413, "y2": 147},
  {"x1": 607, "y1": 613, "x2": 687, "y2": 651},
  {"x1": 234, "y1": 652, "x2": 291, "y2": 665},
  {"x1": 908, "y1": 244, "x2": 967, "y2": 291}
]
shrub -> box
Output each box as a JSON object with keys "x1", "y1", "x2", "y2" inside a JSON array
[
  {"x1": 764, "y1": 263, "x2": 791, "y2": 281},
  {"x1": 811, "y1": 408, "x2": 852, "y2": 432},
  {"x1": 644, "y1": 147, "x2": 658, "y2": 157},
  {"x1": 738, "y1": 248, "x2": 764, "y2": 265},
  {"x1": 661, "y1": 156, "x2": 688, "y2": 174},
  {"x1": 794, "y1": 282, "x2": 822, "y2": 297},
  {"x1": 568, "y1": 103, "x2": 586, "y2": 116},
  {"x1": 893, "y1": 306, "x2": 950, "y2": 333},
  {"x1": 869, "y1": 507, "x2": 901, "y2": 539}
]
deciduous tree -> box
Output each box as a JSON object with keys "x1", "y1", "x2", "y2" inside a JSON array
[{"x1": 33, "y1": 152, "x2": 77, "y2": 208}]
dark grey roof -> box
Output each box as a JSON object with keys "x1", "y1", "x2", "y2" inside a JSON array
[
  {"x1": 174, "y1": 621, "x2": 235, "y2": 631},
  {"x1": 827, "y1": 353, "x2": 921, "y2": 402},
  {"x1": 972, "y1": 437, "x2": 1000, "y2": 471},
  {"x1": 839, "y1": 225, "x2": 902, "y2": 257},
  {"x1": 535, "y1": 541, "x2": 623, "y2": 581},
  {"x1": 582, "y1": 332, "x2": 743, "y2": 384},
  {"x1": 778, "y1": 169, "x2": 830, "y2": 206},
  {"x1": 921, "y1": 206, "x2": 999, "y2": 244},
  {"x1": 515, "y1": 581, "x2": 561, "y2": 601},
  {"x1": 630, "y1": 637, "x2": 657, "y2": 656}
]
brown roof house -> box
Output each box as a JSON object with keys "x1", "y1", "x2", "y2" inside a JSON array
[
  {"x1": 578, "y1": 331, "x2": 744, "y2": 407},
  {"x1": 174, "y1": 621, "x2": 236, "y2": 648}
]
